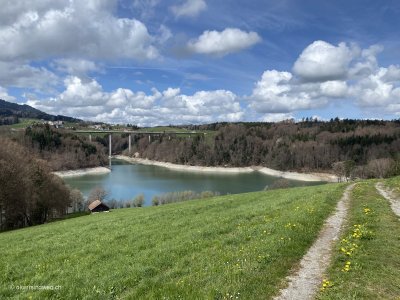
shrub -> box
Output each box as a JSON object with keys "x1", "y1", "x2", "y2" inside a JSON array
[
  {"x1": 133, "y1": 194, "x2": 145, "y2": 207},
  {"x1": 151, "y1": 190, "x2": 219, "y2": 206},
  {"x1": 152, "y1": 196, "x2": 160, "y2": 206}
]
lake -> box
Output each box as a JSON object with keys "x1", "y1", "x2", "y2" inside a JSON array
[{"x1": 64, "y1": 159, "x2": 324, "y2": 206}]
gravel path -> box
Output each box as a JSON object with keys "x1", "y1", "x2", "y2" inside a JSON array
[
  {"x1": 376, "y1": 183, "x2": 400, "y2": 218},
  {"x1": 274, "y1": 184, "x2": 355, "y2": 300}
]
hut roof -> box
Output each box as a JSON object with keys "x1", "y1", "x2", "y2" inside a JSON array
[{"x1": 88, "y1": 200, "x2": 103, "y2": 211}]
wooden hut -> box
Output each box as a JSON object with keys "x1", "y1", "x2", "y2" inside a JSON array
[{"x1": 88, "y1": 200, "x2": 110, "y2": 213}]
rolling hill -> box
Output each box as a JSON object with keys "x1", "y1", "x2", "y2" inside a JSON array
[{"x1": 0, "y1": 99, "x2": 81, "y2": 123}]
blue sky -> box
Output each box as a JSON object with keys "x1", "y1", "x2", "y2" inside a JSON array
[{"x1": 0, "y1": 0, "x2": 399, "y2": 125}]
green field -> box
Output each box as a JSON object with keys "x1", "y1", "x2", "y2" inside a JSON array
[
  {"x1": 0, "y1": 184, "x2": 346, "y2": 299},
  {"x1": 9, "y1": 118, "x2": 40, "y2": 129}
]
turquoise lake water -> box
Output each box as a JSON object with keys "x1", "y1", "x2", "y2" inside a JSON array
[{"x1": 64, "y1": 159, "x2": 324, "y2": 206}]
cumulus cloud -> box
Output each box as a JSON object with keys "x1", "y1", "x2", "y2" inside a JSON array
[
  {"x1": 0, "y1": 87, "x2": 16, "y2": 102},
  {"x1": 248, "y1": 70, "x2": 327, "y2": 113},
  {"x1": 187, "y1": 28, "x2": 261, "y2": 56},
  {"x1": 350, "y1": 66, "x2": 400, "y2": 110},
  {"x1": 320, "y1": 81, "x2": 348, "y2": 98},
  {"x1": 293, "y1": 41, "x2": 357, "y2": 82},
  {"x1": 0, "y1": 0, "x2": 158, "y2": 61},
  {"x1": 248, "y1": 40, "x2": 400, "y2": 119},
  {"x1": 171, "y1": 0, "x2": 207, "y2": 18},
  {"x1": 27, "y1": 76, "x2": 242, "y2": 126}
]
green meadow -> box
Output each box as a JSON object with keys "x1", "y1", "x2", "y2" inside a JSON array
[
  {"x1": 1, "y1": 177, "x2": 400, "y2": 299},
  {"x1": 0, "y1": 184, "x2": 346, "y2": 299}
]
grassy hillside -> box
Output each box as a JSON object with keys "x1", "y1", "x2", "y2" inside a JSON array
[{"x1": 0, "y1": 184, "x2": 346, "y2": 299}]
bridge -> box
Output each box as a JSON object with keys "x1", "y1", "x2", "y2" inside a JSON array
[{"x1": 74, "y1": 130, "x2": 205, "y2": 157}]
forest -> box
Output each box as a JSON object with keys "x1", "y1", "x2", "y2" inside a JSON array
[
  {"x1": 121, "y1": 119, "x2": 400, "y2": 179},
  {"x1": 3, "y1": 119, "x2": 400, "y2": 178},
  {"x1": 23, "y1": 124, "x2": 108, "y2": 170},
  {"x1": 0, "y1": 137, "x2": 72, "y2": 230}
]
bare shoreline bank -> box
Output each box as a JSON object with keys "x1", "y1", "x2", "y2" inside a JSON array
[
  {"x1": 114, "y1": 155, "x2": 254, "y2": 174},
  {"x1": 53, "y1": 167, "x2": 111, "y2": 178},
  {"x1": 114, "y1": 155, "x2": 337, "y2": 182}
]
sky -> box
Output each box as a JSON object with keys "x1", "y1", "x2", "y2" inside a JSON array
[{"x1": 0, "y1": 0, "x2": 400, "y2": 126}]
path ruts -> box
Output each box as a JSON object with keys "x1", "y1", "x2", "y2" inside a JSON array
[{"x1": 376, "y1": 182, "x2": 400, "y2": 218}]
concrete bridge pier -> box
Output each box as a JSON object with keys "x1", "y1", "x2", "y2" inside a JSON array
[
  {"x1": 109, "y1": 134, "x2": 112, "y2": 157},
  {"x1": 128, "y1": 134, "x2": 131, "y2": 154},
  {"x1": 89, "y1": 134, "x2": 92, "y2": 142}
]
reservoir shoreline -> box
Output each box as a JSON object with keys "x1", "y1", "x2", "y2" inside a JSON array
[
  {"x1": 114, "y1": 155, "x2": 337, "y2": 182},
  {"x1": 53, "y1": 167, "x2": 111, "y2": 178}
]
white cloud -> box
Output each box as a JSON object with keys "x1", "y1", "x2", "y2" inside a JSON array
[
  {"x1": 163, "y1": 87, "x2": 181, "y2": 98},
  {"x1": 248, "y1": 70, "x2": 327, "y2": 113},
  {"x1": 0, "y1": 87, "x2": 16, "y2": 102},
  {"x1": 382, "y1": 64, "x2": 400, "y2": 82},
  {"x1": 0, "y1": 61, "x2": 59, "y2": 90},
  {"x1": 187, "y1": 28, "x2": 261, "y2": 56},
  {"x1": 0, "y1": 0, "x2": 159, "y2": 61},
  {"x1": 53, "y1": 59, "x2": 102, "y2": 76},
  {"x1": 171, "y1": 0, "x2": 207, "y2": 18},
  {"x1": 320, "y1": 81, "x2": 348, "y2": 98},
  {"x1": 27, "y1": 76, "x2": 242, "y2": 126},
  {"x1": 351, "y1": 66, "x2": 400, "y2": 110},
  {"x1": 349, "y1": 45, "x2": 383, "y2": 79},
  {"x1": 0, "y1": 0, "x2": 67, "y2": 26},
  {"x1": 261, "y1": 113, "x2": 294, "y2": 122},
  {"x1": 248, "y1": 40, "x2": 400, "y2": 119},
  {"x1": 293, "y1": 41, "x2": 357, "y2": 82}
]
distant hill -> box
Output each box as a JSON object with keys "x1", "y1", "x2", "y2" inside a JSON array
[{"x1": 0, "y1": 99, "x2": 81, "y2": 123}]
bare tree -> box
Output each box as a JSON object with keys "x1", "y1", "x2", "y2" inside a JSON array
[
  {"x1": 87, "y1": 186, "x2": 107, "y2": 205},
  {"x1": 367, "y1": 158, "x2": 394, "y2": 178},
  {"x1": 69, "y1": 188, "x2": 84, "y2": 212},
  {"x1": 332, "y1": 162, "x2": 346, "y2": 182}
]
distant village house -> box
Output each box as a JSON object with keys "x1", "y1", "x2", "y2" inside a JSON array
[{"x1": 41, "y1": 120, "x2": 64, "y2": 128}]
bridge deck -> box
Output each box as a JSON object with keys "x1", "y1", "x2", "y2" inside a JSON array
[{"x1": 74, "y1": 130, "x2": 205, "y2": 135}]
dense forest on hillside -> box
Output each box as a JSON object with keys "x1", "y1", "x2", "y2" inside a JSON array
[
  {"x1": 2, "y1": 125, "x2": 108, "y2": 171},
  {"x1": 120, "y1": 119, "x2": 400, "y2": 178},
  {"x1": 23, "y1": 125, "x2": 108, "y2": 170}
]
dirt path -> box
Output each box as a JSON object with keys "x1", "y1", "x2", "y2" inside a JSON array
[
  {"x1": 376, "y1": 183, "x2": 400, "y2": 218},
  {"x1": 274, "y1": 184, "x2": 355, "y2": 300}
]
